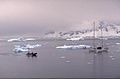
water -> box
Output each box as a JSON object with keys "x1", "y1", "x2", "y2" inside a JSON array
[{"x1": 0, "y1": 39, "x2": 120, "y2": 78}]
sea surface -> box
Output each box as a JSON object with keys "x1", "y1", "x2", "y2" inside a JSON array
[{"x1": 0, "y1": 38, "x2": 120, "y2": 78}]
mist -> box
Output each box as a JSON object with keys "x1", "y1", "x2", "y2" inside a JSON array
[{"x1": 0, "y1": 0, "x2": 120, "y2": 36}]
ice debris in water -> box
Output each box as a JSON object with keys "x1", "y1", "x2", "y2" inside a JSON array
[
  {"x1": 112, "y1": 58, "x2": 115, "y2": 60},
  {"x1": 56, "y1": 45, "x2": 91, "y2": 49},
  {"x1": 116, "y1": 43, "x2": 120, "y2": 45},
  {"x1": 88, "y1": 62, "x2": 93, "y2": 64},
  {"x1": 110, "y1": 56, "x2": 113, "y2": 58},
  {"x1": 94, "y1": 54, "x2": 97, "y2": 56},
  {"x1": 60, "y1": 56, "x2": 66, "y2": 59},
  {"x1": 25, "y1": 38, "x2": 36, "y2": 41},
  {"x1": 13, "y1": 44, "x2": 41, "y2": 53},
  {"x1": 109, "y1": 55, "x2": 115, "y2": 60},
  {"x1": 65, "y1": 61, "x2": 71, "y2": 63}
]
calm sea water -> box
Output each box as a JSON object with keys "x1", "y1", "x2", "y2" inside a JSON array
[{"x1": 0, "y1": 39, "x2": 120, "y2": 78}]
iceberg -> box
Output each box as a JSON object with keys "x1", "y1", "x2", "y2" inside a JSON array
[
  {"x1": 13, "y1": 47, "x2": 29, "y2": 53},
  {"x1": 8, "y1": 37, "x2": 25, "y2": 42},
  {"x1": 13, "y1": 44, "x2": 41, "y2": 53},
  {"x1": 25, "y1": 44, "x2": 41, "y2": 49},
  {"x1": 8, "y1": 37, "x2": 36, "y2": 42},
  {"x1": 56, "y1": 45, "x2": 91, "y2": 49},
  {"x1": 116, "y1": 43, "x2": 120, "y2": 45},
  {"x1": 25, "y1": 38, "x2": 36, "y2": 41},
  {"x1": 66, "y1": 37, "x2": 84, "y2": 41}
]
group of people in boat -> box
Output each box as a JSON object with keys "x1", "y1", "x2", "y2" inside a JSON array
[{"x1": 26, "y1": 52, "x2": 37, "y2": 57}]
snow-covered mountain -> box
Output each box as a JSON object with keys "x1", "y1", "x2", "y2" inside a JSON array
[{"x1": 44, "y1": 20, "x2": 120, "y2": 38}]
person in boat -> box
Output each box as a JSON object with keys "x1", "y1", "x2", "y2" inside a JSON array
[
  {"x1": 26, "y1": 51, "x2": 37, "y2": 57},
  {"x1": 31, "y1": 53, "x2": 37, "y2": 57},
  {"x1": 97, "y1": 47, "x2": 102, "y2": 50}
]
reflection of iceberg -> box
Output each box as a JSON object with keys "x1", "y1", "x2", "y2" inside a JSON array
[
  {"x1": 56, "y1": 45, "x2": 91, "y2": 49},
  {"x1": 66, "y1": 37, "x2": 84, "y2": 41},
  {"x1": 8, "y1": 37, "x2": 25, "y2": 42}
]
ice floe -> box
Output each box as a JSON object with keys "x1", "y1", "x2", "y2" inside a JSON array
[
  {"x1": 25, "y1": 44, "x2": 41, "y2": 49},
  {"x1": 60, "y1": 56, "x2": 66, "y2": 59},
  {"x1": 8, "y1": 37, "x2": 36, "y2": 42},
  {"x1": 56, "y1": 45, "x2": 91, "y2": 49},
  {"x1": 13, "y1": 44, "x2": 41, "y2": 53},
  {"x1": 66, "y1": 37, "x2": 84, "y2": 41},
  {"x1": 13, "y1": 47, "x2": 29, "y2": 53},
  {"x1": 116, "y1": 43, "x2": 120, "y2": 45},
  {"x1": 25, "y1": 38, "x2": 36, "y2": 41},
  {"x1": 65, "y1": 61, "x2": 71, "y2": 63},
  {"x1": 8, "y1": 37, "x2": 25, "y2": 42}
]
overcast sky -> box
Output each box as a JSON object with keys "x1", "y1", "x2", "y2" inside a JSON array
[{"x1": 0, "y1": 0, "x2": 120, "y2": 36}]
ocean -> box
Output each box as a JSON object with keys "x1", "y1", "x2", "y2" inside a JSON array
[{"x1": 0, "y1": 38, "x2": 120, "y2": 78}]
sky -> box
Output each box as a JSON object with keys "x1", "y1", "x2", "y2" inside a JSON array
[{"x1": 0, "y1": 0, "x2": 120, "y2": 36}]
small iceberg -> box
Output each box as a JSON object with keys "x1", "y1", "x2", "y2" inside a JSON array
[
  {"x1": 13, "y1": 47, "x2": 29, "y2": 53},
  {"x1": 116, "y1": 43, "x2": 120, "y2": 45},
  {"x1": 56, "y1": 45, "x2": 73, "y2": 49},
  {"x1": 25, "y1": 38, "x2": 36, "y2": 41},
  {"x1": 13, "y1": 44, "x2": 41, "y2": 53},
  {"x1": 65, "y1": 60, "x2": 71, "y2": 63},
  {"x1": 56, "y1": 45, "x2": 91, "y2": 49},
  {"x1": 60, "y1": 56, "x2": 66, "y2": 59},
  {"x1": 98, "y1": 37, "x2": 108, "y2": 40},
  {"x1": 8, "y1": 37, "x2": 25, "y2": 42},
  {"x1": 25, "y1": 44, "x2": 41, "y2": 49},
  {"x1": 66, "y1": 37, "x2": 84, "y2": 41},
  {"x1": 8, "y1": 37, "x2": 36, "y2": 42}
]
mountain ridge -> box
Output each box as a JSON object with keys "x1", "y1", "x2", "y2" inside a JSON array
[{"x1": 44, "y1": 20, "x2": 120, "y2": 38}]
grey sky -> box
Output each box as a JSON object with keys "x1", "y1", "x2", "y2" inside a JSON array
[{"x1": 0, "y1": 0, "x2": 120, "y2": 35}]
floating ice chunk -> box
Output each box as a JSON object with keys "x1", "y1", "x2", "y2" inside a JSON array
[
  {"x1": 60, "y1": 56, "x2": 66, "y2": 59},
  {"x1": 88, "y1": 62, "x2": 93, "y2": 64},
  {"x1": 99, "y1": 38, "x2": 108, "y2": 40},
  {"x1": 8, "y1": 37, "x2": 25, "y2": 42},
  {"x1": 13, "y1": 44, "x2": 41, "y2": 53},
  {"x1": 13, "y1": 47, "x2": 29, "y2": 53},
  {"x1": 25, "y1": 38, "x2": 36, "y2": 41},
  {"x1": 94, "y1": 54, "x2": 97, "y2": 56},
  {"x1": 56, "y1": 45, "x2": 72, "y2": 49},
  {"x1": 109, "y1": 56, "x2": 113, "y2": 58},
  {"x1": 116, "y1": 43, "x2": 120, "y2": 45},
  {"x1": 25, "y1": 44, "x2": 41, "y2": 49},
  {"x1": 112, "y1": 58, "x2": 115, "y2": 60},
  {"x1": 56, "y1": 45, "x2": 91, "y2": 49},
  {"x1": 65, "y1": 61, "x2": 71, "y2": 63},
  {"x1": 66, "y1": 37, "x2": 84, "y2": 41}
]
